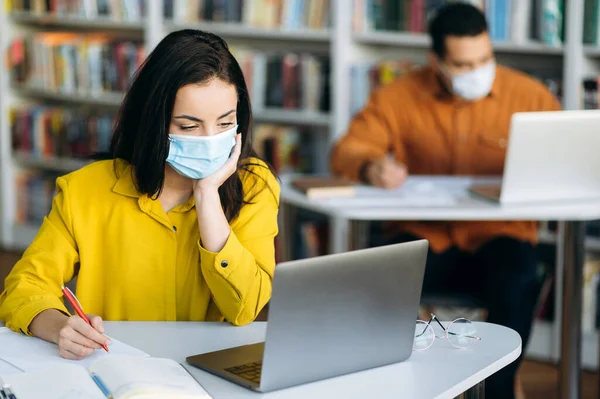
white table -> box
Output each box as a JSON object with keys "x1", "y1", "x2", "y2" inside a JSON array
[
  {"x1": 280, "y1": 175, "x2": 600, "y2": 399},
  {"x1": 101, "y1": 321, "x2": 520, "y2": 399}
]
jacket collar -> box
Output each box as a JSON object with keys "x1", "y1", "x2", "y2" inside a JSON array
[
  {"x1": 111, "y1": 158, "x2": 196, "y2": 213},
  {"x1": 112, "y1": 159, "x2": 141, "y2": 198}
]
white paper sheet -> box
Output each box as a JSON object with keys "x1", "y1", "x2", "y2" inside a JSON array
[
  {"x1": 0, "y1": 327, "x2": 149, "y2": 373},
  {"x1": 0, "y1": 358, "x2": 22, "y2": 375},
  {"x1": 319, "y1": 177, "x2": 463, "y2": 207},
  {"x1": 1, "y1": 364, "x2": 105, "y2": 399}
]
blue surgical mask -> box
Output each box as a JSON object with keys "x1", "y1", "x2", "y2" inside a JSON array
[{"x1": 166, "y1": 125, "x2": 238, "y2": 179}]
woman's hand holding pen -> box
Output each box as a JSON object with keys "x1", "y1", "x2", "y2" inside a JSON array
[
  {"x1": 57, "y1": 314, "x2": 110, "y2": 360},
  {"x1": 30, "y1": 309, "x2": 111, "y2": 360}
]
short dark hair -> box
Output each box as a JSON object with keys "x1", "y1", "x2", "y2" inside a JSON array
[
  {"x1": 111, "y1": 29, "x2": 272, "y2": 222},
  {"x1": 428, "y1": 3, "x2": 488, "y2": 58}
]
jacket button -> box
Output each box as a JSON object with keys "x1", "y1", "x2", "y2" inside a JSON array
[{"x1": 220, "y1": 260, "x2": 228, "y2": 268}]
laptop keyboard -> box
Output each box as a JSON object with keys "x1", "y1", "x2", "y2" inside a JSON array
[{"x1": 225, "y1": 361, "x2": 262, "y2": 384}]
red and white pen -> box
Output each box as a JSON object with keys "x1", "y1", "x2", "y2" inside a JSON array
[{"x1": 61, "y1": 285, "x2": 109, "y2": 352}]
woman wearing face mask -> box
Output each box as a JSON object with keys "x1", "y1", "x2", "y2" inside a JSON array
[{"x1": 0, "y1": 29, "x2": 279, "y2": 360}]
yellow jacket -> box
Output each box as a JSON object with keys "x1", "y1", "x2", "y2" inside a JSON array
[{"x1": 0, "y1": 158, "x2": 279, "y2": 334}]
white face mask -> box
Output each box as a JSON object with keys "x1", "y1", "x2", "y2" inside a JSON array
[
  {"x1": 166, "y1": 125, "x2": 238, "y2": 179},
  {"x1": 443, "y1": 61, "x2": 496, "y2": 101}
]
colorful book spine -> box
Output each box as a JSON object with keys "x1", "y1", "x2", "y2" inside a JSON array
[
  {"x1": 7, "y1": 34, "x2": 145, "y2": 96},
  {"x1": 165, "y1": 0, "x2": 330, "y2": 29},
  {"x1": 231, "y1": 47, "x2": 330, "y2": 113},
  {"x1": 11, "y1": 105, "x2": 115, "y2": 159}
]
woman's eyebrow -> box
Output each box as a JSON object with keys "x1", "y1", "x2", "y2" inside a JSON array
[
  {"x1": 218, "y1": 109, "x2": 236, "y2": 120},
  {"x1": 173, "y1": 109, "x2": 236, "y2": 122},
  {"x1": 174, "y1": 114, "x2": 201, "y2": 122}
]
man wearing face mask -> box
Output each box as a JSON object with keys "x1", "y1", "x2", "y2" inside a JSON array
[{"x1": 330, "y1": 3, "x2": 561, "y2": 399}]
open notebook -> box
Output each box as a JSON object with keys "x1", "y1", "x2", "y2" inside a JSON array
[
  {"x1": 0, "y1": 355, "x2": 213, "y2": 399},
  {"x1": 0, "y1": 327, "x2": 148, "y2": 373}
]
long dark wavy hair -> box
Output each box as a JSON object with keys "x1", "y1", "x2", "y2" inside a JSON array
[{"x1": 110, "y1": 29, "x2": 274, "y2": 222}]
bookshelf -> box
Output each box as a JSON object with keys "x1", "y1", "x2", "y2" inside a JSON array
[
  {"x1": 9, "y1": 10, "x2": 145, "y2": 31},
  {"x1": 0, "y1": 0, "x2": 598, "y2": 369}
]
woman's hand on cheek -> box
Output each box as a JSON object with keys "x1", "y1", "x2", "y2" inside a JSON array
[{"x1": 193, "y1": 133, "x2": 242, "y2": 196}]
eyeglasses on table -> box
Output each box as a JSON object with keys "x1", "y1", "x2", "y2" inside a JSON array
[{"x1": 414, "y1": 313, "x2": 481, "y2": 351}]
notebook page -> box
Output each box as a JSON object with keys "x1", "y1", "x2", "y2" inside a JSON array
[
  {"x1": 90, "y1": 356, "x2": 212, "y2": 399},
  {"x1": 1, "y1": 363, "x2": 105, "y2": 399},
  {"x1": 0, "y1": 358, "x2": 21, "y2": 375},
  {"x1": 0, "y1": 327, "x2": 149, "y2": 372}
]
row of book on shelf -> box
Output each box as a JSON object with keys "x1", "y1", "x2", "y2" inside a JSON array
[
  {"x1": 7, "y1": 0, "x2": 330, "y2": 29},
  {"x1": 353, "y1": 0, "x2": 564, "y2": 46},
  {"x1": 8, "y1": 0, "x2": 145, "y2": 20},
  {"x1": 165, "y1": 0, "x2": 330, "y2": 30},
  {"x1": 6, "y1": 34, "x2": 332, "y2": 113},
  {"x1": 8, "y1": 34, "x2": 145, "y2": 95},
  {"x1": 8, "y1": 0, "x2": 567, "y2": 45}
]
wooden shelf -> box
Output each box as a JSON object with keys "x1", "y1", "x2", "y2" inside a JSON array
[
  {"x1": 9, "y1": 10, "x2": 144, "y2": 30},
  {"x1": 166, "y1": 21, "x2": 331, "y2": 42},
  {"x1": 254, "y1": 108, "x2": 331, "y2": 127},
  {"x1": 353, "y1": 31, "x2": 564, "y2": 55},
  {"x1": 14, "y1": 152, "x2": 90, "y2": 173},
  {"x1": 12, "y1": 85, "x2": 124, "y2": 106}
]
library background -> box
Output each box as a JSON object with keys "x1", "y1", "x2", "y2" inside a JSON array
[{"x1": 0, "y1": 0, "x2": 599, "y2": 396}]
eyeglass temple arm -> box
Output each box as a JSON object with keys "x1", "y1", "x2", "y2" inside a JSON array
[
  {"x1": 431, "y1": 314, "x2": 447, "y2": 331},
  {"x1": 447, "y1": 332, "x2": 482, "y2": 340},
  {"x1": 430, "y1": 314, "x2": 481, "y2": 341}
]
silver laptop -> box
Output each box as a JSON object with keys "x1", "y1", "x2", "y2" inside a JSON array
[
  {"x1": 470, "y1": 110, "x2": 600, "y2": 204},
  {"x1": 186, "y1": 240, "x2": 428, "y2": 392}
]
